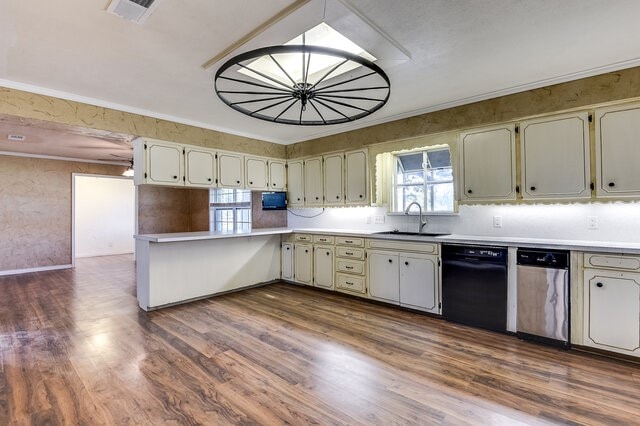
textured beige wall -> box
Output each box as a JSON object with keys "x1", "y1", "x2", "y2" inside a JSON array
[
  {"x1": 0, "y1": 155, "x2": 127, "y2": 271},
  {"x1": 287, "y1": 67, "x2": 640, "y2": 158},
  {"x1": 251, "y1": 191, "x2": 287, "y2": 229},
  {"x1": 0, "y1": 87, "x2": 287, "y2": 159},
  {"x1": 137, "y1": 186, "x2": 209, "y2": 234}
]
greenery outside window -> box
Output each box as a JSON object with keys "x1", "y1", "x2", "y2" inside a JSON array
[
  {"x1": 209, "y1": 189, "x2": 251, "y2": 231},
  {"x1": 393, "y1": 148, "x2": 454, "y2": 213}
]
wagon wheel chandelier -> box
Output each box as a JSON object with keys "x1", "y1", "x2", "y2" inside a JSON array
[{"x1": 214, "y1": 44, "x2": 390, "y2": 125}]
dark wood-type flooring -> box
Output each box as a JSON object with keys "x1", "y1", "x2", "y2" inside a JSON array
[{"x1": 1, "y1": 255, "x2": 639, "y2": 425}]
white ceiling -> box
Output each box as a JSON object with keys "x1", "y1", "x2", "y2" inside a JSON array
[{"x1": 2, "y1": 0, "x2": 640, "y2": 148}]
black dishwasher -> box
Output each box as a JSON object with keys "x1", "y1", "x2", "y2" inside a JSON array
[{"x1": 442, "y1": 244, "x2": 508, "y2": 333}]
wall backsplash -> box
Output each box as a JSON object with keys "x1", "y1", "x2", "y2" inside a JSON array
[{"x1": 287, "y1": 202, "x2": 640, "y2": 243}]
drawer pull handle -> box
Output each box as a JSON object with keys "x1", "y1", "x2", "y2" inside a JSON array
[
  {"x1": 345, "y1": 281, "x2": 354, "y2": 286},
  {"x1": 596, "y1": 282, "x2": 604, "y2": 288},
  {"x1": 346, "y1": 252, "x2": 354, "y2": 255},
  {"x1": 345, "y1": 266, "x2": 353, "y2": 270}
]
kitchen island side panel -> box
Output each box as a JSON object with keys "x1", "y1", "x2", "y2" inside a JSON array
[{"x1": 137, "y1": 234, "x2": 281, "y2": 310}]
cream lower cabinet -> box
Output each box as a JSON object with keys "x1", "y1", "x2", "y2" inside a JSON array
[
  {"x1": 293, "y1": 242, "x2": 313, "y2": 285},
  {"x1": 314, "y1": 245, "x2": 334, "y2": 289},
  {"x1": 367, "y1": 239, "x2": 440, "y2": 314},
  {"x1": 281, "y1": 242, "x2": 294, "y2": 280},
  {"x1": 582, "y1": 253, "x2": 640, "y2": 357}
]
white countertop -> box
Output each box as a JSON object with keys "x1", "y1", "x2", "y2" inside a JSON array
[{"x1": 134, "y1": 227, "x2": 640, "y2": 253}]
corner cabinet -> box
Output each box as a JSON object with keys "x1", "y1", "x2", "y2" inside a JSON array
[
  {"x1": 304, "y1": 157, "x2": 324, "y2": 206},
  {"x1": 520, "y1": 112, "x2": 591, "y2": 200},
  {"x1": 582, "y1": 253, "x2": 640, "y2": 358},
  {"x1": 268, "y1": 160, "x2": 287, "y2": 191},
  {"x1": 134, "y1": 138, "x2": 184, "y2": 186},
  {"x1": 287, "y1": 160, "x2": 305, "y2": 207},
  {"x1": 345, "y1": 149, "x2": 368, "y2": 204},
  {"x1": 459, "y1": 124, "x2": 517, "y2": 201},
  {"x1": 595, "y1": 103, "x2": 640, "y2": 198}
]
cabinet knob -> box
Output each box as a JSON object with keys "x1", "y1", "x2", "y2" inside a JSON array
[
  {"x1": 237, "y1": 180, "x2": 241, "y2": 184},
  {"x1": 249, "y1": 181, "x2": 253, "y2": 185},
  {"x1": 359, "y1": 195, "x2": 363, "y2": 198},
  {"x1": 315, "y1": 197, "x2": 319, "y2": 200},
  {"x1": 297, "y1": 198, "x2": 301, "y2": 201},
  {"x1": 305, "y1": 249, "x2": 309, "y2": 253},
  {"x1": 173, "y1": 175, "x2": 178, "y2": 179},
  {"x1": 286, "y1": 247, "x2": 290, "y2": 250},
  {"x1": 596, "y1": 282, "x2": 604, "y2": 288},
  {"x1": 336, "y1": 196, "x2": 340, "y2": 199},
  {"x1": 388, "y1": 259, "x2": 393, "y2": 263},
  {"x1": 272, "y1": 183, "x2": 276, "y2": 186},
  {"x1": 530, "y1": 186, "x2": 536, "y2": 191},
  {"x1": 326, "y1": 252, "x2": 330, "y2": 256},
  {"x1": 467, "y1": 189, "x2": 472, "y2": 194},
  {"x1": 608, "y1": 182, "x2": 615, "y2": 187},
  {"x1": 208, "y1": 178, "x2": 212, "y2": 182},
  {"x1": 405, "y1": 261, "x2": 409, "y2": 266}
]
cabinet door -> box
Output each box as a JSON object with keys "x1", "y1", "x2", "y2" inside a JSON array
[
  {"x1": 304, "y1": 157, "x2": 324, "y2": 206},
  {"x1": 281, "y1": 243, "x2": 294, "y2": 280},
  {"x1": 218, "y1": 152, "x2": 244, "y2": 188},
  {"x1": 400, "y1": 254, "x2": 439, "y2": 313},
  {"x1": 595, "y1": 103, "x2": 640, "y2": 198},
  {"x1": 368, "y1": 251, "x2": 399, "y2": 303},
  {"x1": 269, "y1": 160, "x2": 287, "y2": 190},
  {"x1": 520, "y1": 112, "x2": 591, "y2": 199},
  {"x1": 314, "y1": 245, "x2": 334, "y2": 289},
  {"x1": 287, "y1": 160, "x2": 305, "y2": 207},
  {"x1": 584, "y1": 271, "x2": 640, "y2": 355},
  {"x1": 146, "y1": 140, "x2": 184, "y2": 186},
  {"x1": 323, "y1": 153, "x2": 344, "y2": 205},
  {"x1": 185, "y1": 147, "x2": 216, "y2": 187},
  {"x1": 245, "y1": 157, "x2": 268, "y2": 190},
  {"x1": 345, "y1": 149, "x2": 368, "y2": 204},
  {"x1": 460, "y1": 125, "x2": 516, "y2": 201},
  {"x1": 294, "y1": 243, "x2": 313, "y2": 285}
]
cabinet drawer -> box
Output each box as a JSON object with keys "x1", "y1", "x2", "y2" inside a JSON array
[
  {"x1": 336, "y1": 237, "x2": 364, "y2": 247},
  {"x1": 584, "y1": 253, "x2": 640, "y2": 271},
  {"x1": 313, "y1": 235, "x2": 335, "y2": 244},
  {"x1": 336, "y1": 246, "x2": 365, "y2": 260},
  {"x1": 336, "y1": 273, "x2": 366, "y2": 293},
  {"x1": 294, "y1": 234, "x2": 313, "y2": 242},
  {"x1": 367, "y1": 239, "x2": 438, "y2": 254},
  {"x1": 336, "y1": 259, "x2": 365, "y2": 275}
]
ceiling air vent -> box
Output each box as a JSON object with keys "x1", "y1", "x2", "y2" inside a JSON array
[{"x1": 107, "y1": 0, "x2": 159, "y2": 24}]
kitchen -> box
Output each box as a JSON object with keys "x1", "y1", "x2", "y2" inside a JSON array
[{"x1": 2, "y1": 0, "x2": 640, "y2": 424}]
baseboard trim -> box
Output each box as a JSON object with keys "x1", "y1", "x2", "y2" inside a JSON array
[{"x1": 0, "y1": 264, "x2": 73, "y2": 277}]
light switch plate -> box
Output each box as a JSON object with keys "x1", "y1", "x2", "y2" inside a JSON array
[{"x1": 587, "y1": 216, "x2": 598, "y2": 230}]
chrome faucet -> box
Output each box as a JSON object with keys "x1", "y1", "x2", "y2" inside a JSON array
[{"x1": 404, "y1": 201, "x2": 428, "y2": 234}]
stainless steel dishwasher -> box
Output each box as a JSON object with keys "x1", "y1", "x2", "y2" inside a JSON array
[{"x1": 516, "y1": 248, "x2": 569, "y2": 348}]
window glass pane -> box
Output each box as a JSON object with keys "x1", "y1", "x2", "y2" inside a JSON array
[
  {"x1": 396, "y1": 185, "x2": 424, "y2": 212},
  {"x1": 210, "y1": 189, "x2": 252, "y2": 231}
]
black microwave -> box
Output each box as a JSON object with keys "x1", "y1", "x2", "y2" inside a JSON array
[{"x1": 261, "y1": 191, "x2": 287, "y2": 210}]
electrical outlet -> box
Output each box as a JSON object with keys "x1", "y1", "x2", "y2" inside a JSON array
[
  {"x1": 366, "y1": 216, "x2": 372, "y2": 224},
  {"x1": 493, "y1": 216, "x2": 503, "y2": 228},
  {"x1": 587, "y1": 216, "x2": 598, "y2": 230},
  {"x1": 374, "y1": 215, "x2": 385, "y2": 224}
]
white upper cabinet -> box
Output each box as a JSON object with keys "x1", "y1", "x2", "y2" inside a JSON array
[
  {"x1": 520, "y1": 112, "x2": 591, "y2": 199},
  {"x1": 185, "y1": 147, "x2": 216, "y2": 187},
  {"x1": 345, "y1": 149, "x2": 368, "y2": 205},
  {"x1": 323, "y1": 153, "x2": 344, "y2": 205},
  {"x1": 245, "y1": 156, "x2": 268, "y2": 190},
  {"x1": 287, "y1": 160, "x2": 305, "y2": 207},
  {"x1": 218, "y1": 152, "x2": 244, "y2": 188},
  {"x1": 460, "y1": 124, "x2": 516, "y2": 201},
  {"x1": 134, "y1": 138, "x2": 184, "y2": 186},
  {"x1": 269, "y1": 160, "x2": 287, "y2": 191},
  {"x1": 595, "y1": 103, "x2": 640, "y2": 198},
  {"x1": 304, "y1": 157, "x2": 324, "y2": 206}
]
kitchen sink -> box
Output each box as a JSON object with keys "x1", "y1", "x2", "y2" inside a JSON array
[{"x1": 373, "y1": 231, "x2": 450, "y2": 237}]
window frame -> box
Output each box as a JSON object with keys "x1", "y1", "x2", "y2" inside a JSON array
[
  {"x1": 392, "y1": 147, "x2": 455, "y2": 214},
  {"x1": 209, "y1": 189, "x2": 252, "y2": 232}
]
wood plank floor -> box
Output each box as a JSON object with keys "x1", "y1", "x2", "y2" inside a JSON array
[{"x1": 1, "y1": 255, "x2": 639, "y2": 425}]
